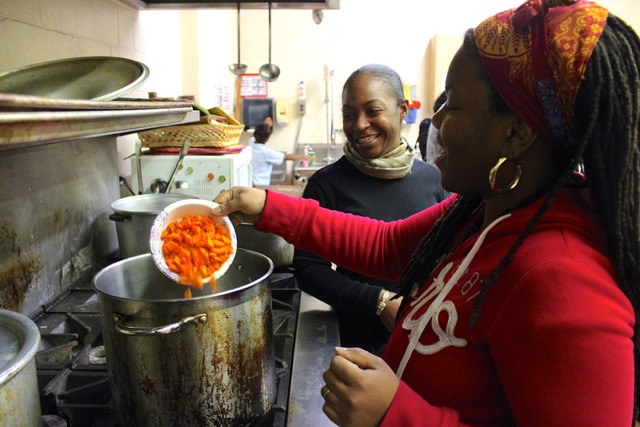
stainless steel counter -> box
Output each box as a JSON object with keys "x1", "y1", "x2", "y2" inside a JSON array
[{"x1": 288, "y1": 292, "x2": 340, "y2": 426}]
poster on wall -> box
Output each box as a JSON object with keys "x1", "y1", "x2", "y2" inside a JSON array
[
  {"x1": 241, "y1": 74, "x2": 268, "y2": 98},
  {"x1": 214, "y1": 83, "x2": 231, "y2": 111}
]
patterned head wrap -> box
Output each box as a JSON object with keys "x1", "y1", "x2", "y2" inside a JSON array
[{"x1": 473, "y1": 0, "x2": 608, "y2": 156}]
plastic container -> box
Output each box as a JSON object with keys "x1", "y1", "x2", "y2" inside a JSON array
[
  {"x1": 308, "y1": 146, "x2": 316, "y2": 166},
  {"x1": 302, "y1": 145, "x2": 310, "y2": 168}
]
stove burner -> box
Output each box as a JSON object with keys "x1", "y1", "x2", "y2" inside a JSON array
[{"x1": 35, "y1": 270, "x2": 300, "y2": 427}]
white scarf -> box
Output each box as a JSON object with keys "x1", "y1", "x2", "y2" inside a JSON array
[{"x1": 343, "y1": 138, "x2": 415, "y2": 179}]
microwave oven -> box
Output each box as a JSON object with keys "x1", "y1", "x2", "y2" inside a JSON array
[{"x1": 131, "y1": 147, "x2": 252, "y2": 198}]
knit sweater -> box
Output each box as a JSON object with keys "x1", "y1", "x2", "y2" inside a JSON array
[
  {"x1": 293, "y1": 156, "x2": 447, "y2": 353},
  {"x1": 257, "y1": 189, "x2": 635, "y2": 426}
]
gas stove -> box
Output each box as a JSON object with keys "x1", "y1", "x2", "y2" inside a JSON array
[{"x1": 32, "y1": 269, "x2": 301, "y2": 427}]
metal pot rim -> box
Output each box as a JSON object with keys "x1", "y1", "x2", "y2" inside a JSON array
[
  {"x1": 93, "y1": 249, "x2": 274, "y2": 303},
  {"x1": 110, "y1": 193, "x2": 195, "y2": 215}
]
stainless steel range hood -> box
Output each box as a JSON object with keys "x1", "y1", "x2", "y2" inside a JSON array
[{"x1": 120, "y1": 0, "x2": 339, "y2": 9}]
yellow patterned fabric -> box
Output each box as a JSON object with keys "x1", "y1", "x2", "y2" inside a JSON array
[{"x1": 474, "y1": 0, "x2": 607, "y2": 155}]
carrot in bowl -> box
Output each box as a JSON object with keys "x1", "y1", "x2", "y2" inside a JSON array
[{"x1": 160, "y1": 214, "x2": 233, "y2": 296}]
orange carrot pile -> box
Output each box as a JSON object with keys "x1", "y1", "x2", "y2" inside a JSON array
[{"x1": 161, "y1": 214, "x2": 234, "y2": 297}]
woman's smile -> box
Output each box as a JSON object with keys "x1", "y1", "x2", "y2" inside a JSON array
[
  {"x1": 433, "y1": 134, "x2": 447, "y2": 166},
  {"x1": 354, "y1": 133, "x2": 382, "y2": 147}
]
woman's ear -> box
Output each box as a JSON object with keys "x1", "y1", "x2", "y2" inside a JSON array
[
  {"x1": 504, "y1": 115, "x2": 538, "y2": 157},
  {"x1": 399, "y1": 100, "x2": 410, "y2": 118}
]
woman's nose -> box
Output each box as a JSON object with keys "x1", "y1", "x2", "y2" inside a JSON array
[
  {"x1": 431, "y1": 103, "x2": 446, "y2": 129},
  {"x1": 355, "y1": 114, "x2": 370, "y2": 129}
]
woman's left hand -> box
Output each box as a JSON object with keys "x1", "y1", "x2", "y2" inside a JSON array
[{"x1": 321, "y1": 347, "x2": 399, "y2": 427}]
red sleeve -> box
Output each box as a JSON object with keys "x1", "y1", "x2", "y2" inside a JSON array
[
  {"x1": 257, "y1": 190, "x2": 455, "y2": 280},
  {"x1": 380, "y1": 381, "x2": 470, "y2": 427}
]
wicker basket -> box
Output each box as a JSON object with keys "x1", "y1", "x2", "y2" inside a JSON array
[{"x1": 139, "y1": 106, "x2": 244, "y2": 148}]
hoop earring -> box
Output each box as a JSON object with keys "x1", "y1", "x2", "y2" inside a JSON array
[{"x1": 489, "y1": 157, "x2": 522, "y2": 194}]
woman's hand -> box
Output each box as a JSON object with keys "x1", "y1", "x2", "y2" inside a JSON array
[
  {"x1": 212, "y1": 187, "x2": 267, "y2": 226},
  {"x1": 321, "y1": 347, "x2": 399, "y2": 427}
]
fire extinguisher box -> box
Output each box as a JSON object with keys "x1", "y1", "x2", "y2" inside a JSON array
[{"x1": 406, "y1": 107, "x2": 418, "y2": 124}]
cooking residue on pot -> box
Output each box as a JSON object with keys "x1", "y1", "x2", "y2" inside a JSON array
[{"x1": 161, "y1": 215, "x2": 234, "y2": 297}]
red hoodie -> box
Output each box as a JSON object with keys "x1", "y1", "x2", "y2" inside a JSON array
[{"x1": 257, "y1": 188, "x2": 635, "y2": 426}]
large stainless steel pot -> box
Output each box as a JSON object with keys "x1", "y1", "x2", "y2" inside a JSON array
[
  {"x1": 236, "y1": 223, "x2": 294, "y2": 268},
  {"x1": 0, "y1": 309, "x2": 42, "y2": 427},
  {"x1": 109, "y1": 193, "x2": 194, "y2": 258},
  {"x1": 93, "y1": 249, "x2": 275, "y2": 427}
]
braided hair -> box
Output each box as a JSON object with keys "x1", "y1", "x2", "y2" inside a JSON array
[
  {"x1": 577, "y1": 16, "x2": 640, "y2": 422},
  {"x1": 397, "y1": 15, "x2": 640, "y2": 422}
]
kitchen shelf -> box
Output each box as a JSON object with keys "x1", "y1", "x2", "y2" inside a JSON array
[
  {"x1": 0, "y1": 108, "x2": 198, "y2": 151},
  {"x1": 0, "y1": 95, "x2": 200, "y2": 151}
]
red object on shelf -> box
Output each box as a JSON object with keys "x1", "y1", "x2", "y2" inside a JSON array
[{"x1": 147, "y1": 145, "x2": 246, "y2": 155}]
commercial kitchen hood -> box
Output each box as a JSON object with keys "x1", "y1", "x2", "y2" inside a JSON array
[{"x1": 120, "y1": 0, "x2": 339, "y2": 9}]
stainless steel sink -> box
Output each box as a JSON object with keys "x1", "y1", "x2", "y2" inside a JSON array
[
  {"x1": 292, "y1": 143, "x2": 343, "y2": 180},
  {"x1": 293, "y1": 162, "x2": 329, "y2": 179}
]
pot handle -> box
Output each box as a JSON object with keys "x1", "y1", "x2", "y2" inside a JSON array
[
  {"x1": 109, "y1": 213, "x2": 132, "y2": 222},
  {"x1": 113, "y1": 313, "x2": 208, "y2": 336}
]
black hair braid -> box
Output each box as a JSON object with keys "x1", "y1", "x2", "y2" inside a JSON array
[
  {"x1": 469, "y1": 172, "x2": 572, "y2": 326},
  {"x1": 397, "y1": 196, "x2": 482, "y2": 314},
  {"x1": 577, "y1": 16, "x2": 640, "y2": 423}
]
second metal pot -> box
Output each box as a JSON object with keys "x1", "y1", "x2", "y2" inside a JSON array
[
  {"x1": 235, "y1": 223, "x2": 294, "y2": 268},
  {"x1": 109, "y1": 193, "x2": 195, "y2": 258},
  {"x1": 93, "y1": 249, "x2": 276, "y2": 427},
  {"x1": 0, "y1": 309, "x2": 42, "y2": 427}
]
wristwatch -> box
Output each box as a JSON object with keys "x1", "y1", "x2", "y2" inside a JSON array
[{"x1": 376, "y1": 290, "x2": 390, "y2": 316}]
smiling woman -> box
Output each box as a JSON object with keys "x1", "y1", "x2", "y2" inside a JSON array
[{"x1": 293, "y1": 64, "x2": 447, "y2": 355}]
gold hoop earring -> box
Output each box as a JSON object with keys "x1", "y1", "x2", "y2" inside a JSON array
[{"x1": 489, "y1": 157, "x2": 522, "y2": 194}]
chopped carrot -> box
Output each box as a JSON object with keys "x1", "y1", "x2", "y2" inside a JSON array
[{"x1": 161, "y1": 215, "x2": 233, "y2": 297}]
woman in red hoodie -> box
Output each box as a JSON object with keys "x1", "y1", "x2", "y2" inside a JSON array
[{"x1": 214, "y1": 1, "x2": 640, "y2": 425}]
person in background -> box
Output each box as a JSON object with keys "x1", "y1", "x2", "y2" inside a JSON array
[
  {"x1": 213, "y1": 0, "x2": 640, "y2": 425},
  {"x1": 293, "y1": 64, "x2": 447, "y2": 355},
  {"x1": 416, "y1": 91, "x2": 447, "y2": 162},
  {"x1": 247, "y1": 116, "x2": 274, "y2": 145},
  {"x1": 249, "y1": 123, "x2": 311, "y2": 186}
]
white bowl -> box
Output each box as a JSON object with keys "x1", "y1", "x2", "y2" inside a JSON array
[{"x1": 149, "y1": 199, "x2": 237, "y2": 285}]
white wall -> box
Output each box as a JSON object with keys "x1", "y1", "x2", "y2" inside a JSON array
[
  {"x1": 182, "y1": 0, "x2": 640, "y2": 160},
  {"x1": 1, "y1": 0, "x2": 639, "y2": 181}
]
